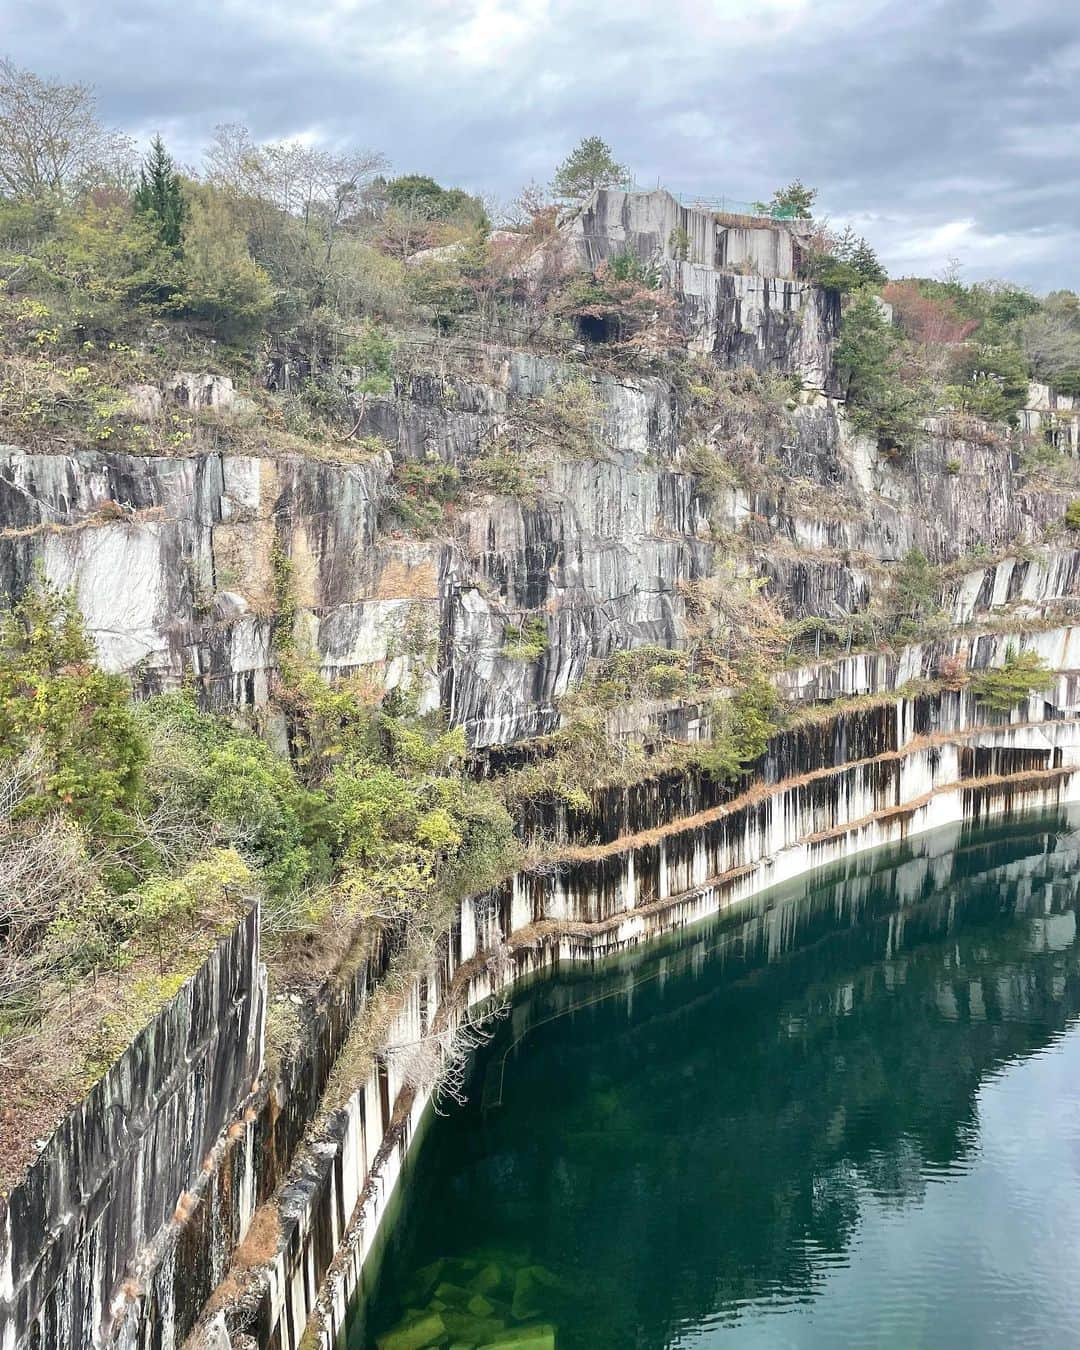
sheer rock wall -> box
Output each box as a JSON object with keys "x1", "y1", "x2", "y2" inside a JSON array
[
  {"x1": 203, "y1": 679, "x2": 1080, "y2": 1350},
  {"x1": 1, "y1": 348, "x2": 1075, "y2": 747},
  {"x1": 0, "y1": 911, "x2": 264, "y2": 1350}
]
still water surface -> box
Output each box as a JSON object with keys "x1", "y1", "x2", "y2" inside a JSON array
[{"x1": 353, "y1": 811, "x2": 1080, "y2": 1349}]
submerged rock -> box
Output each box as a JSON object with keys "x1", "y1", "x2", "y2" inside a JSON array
[
  {"x1": 511, "y1": 1268, "x2": 545, "y2": 1320},
  {"x1": 482, "y1": 1326, "x2": 557, "y2": 1350},
  {"x1": 375, "y1": 1310, "x2": 448, "y2": 1350}
]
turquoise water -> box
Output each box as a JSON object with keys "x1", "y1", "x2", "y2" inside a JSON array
[{"x1": 351, "y1": 812, "x2": 1080, "y2": 1349}]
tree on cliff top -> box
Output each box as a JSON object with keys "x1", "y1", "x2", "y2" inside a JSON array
[
  {"x1": 384, "y1": 174, "x2": 488, "y2": 226},
  {"x1": 134, "y1": 135, "x2": 186, "y2": 248},
  {"x1": 552, "y1": 136, "x2": 630, "y2": 200},
  {"x1": 0, "y1": 57, "x2": 133, "y2": 199},
  {"x1": 807, "y1": 224, "x2": 887, "y2": 292},
  {"x1": 754, "y1": 179, "x2": 817, "y2": 219},
  {"x1": 1020, "y1": 292, "x2": 1080, "y2": 396}
]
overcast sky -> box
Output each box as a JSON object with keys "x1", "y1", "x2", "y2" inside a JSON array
[{"x1": 5, "y1": 0, "x2": 1079, "y2": 291}]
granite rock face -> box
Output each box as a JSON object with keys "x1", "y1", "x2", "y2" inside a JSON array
[
  {"x1": 1, "y1": 343, "x2": 1076, "y2": 747},
  {"x1": 1020, "y1": 381, "x2": 1080, "y2": 456},
  {"x1": 564, "y1": 187, "x2": 812, "y2": 280},
  {"x1": 5, "y1": 190, "x2": 1080, "y2": 1350},
  {"x1": 1, "y1": 195, "x2": 1077, "y2": 747},
  {"x1": 562, "y1": 189, "x2": 838, "y2": 384},
  {"x1": 0, "y1": 911, "x2": 265, "y2": 1350}
]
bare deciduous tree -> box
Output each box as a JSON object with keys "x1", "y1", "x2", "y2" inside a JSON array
[
  {"x1": 0, "y1": 753, "x2": 96, "y2": 1022},
  {"x1": 203, "y1": 122, "x2": 267, "y2": 199},
  {"x1": 205, "y1": 123, "x2": 387, "y2": 309},
  {"x1": 382, "y1": 1000, "x2": 509, "y2": 1112},
  {"x1": 207, "y1": 126, "x2": 382, "y2": 220},
  {"x1": 0, "y1": 57, "x2": 134, "y2": 199},
  {"x1": 1021, "y1": 298, "x2": 1080, "y2": 386}
]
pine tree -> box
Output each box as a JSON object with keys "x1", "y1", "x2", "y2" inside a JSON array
[
  {"x1": 552, "y1": 136, "x2": 629, "y2": 200},
  {"x1": 753, "y1": 179, "x2": 817, "y2": 219},
  {"x1": 832, "y1": 225, "x2": 859, "y2": 261},
  {"x1": 851, "y1": 238, "x2": 887, "y2": 286},
  {"x1": 134, "y1": 135, "x2": 186, "y2": 248}
]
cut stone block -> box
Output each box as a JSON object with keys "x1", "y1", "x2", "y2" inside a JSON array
[{"x1": 375, "y1": 1311, "x2": 447, "y2": 1350}]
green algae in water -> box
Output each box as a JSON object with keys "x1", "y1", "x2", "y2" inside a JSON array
[{"x1": 353, "y1": 810, "x2": 1080, "y2": 1348}]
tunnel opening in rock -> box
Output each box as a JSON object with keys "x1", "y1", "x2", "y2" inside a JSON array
[{"x1": 575, "y1": 313, "x2": 617, "y2": 343}]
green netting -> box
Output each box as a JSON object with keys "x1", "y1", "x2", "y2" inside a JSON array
[{"x1": 627, "y1": 182, "x2": 806, "y2": 220}]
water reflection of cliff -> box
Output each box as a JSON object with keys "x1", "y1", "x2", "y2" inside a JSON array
[{"x1": 363, "y1": 812, "x2": 1080, "y2": 1350}]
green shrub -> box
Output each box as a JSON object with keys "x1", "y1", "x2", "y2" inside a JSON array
[
  {"x1": 944, "y1": 342, "x2": 1030, "y2": 425},
  {"x1": 784, "y1": 614, "x2": 881, "y2": 660},
  {"x1": 404, "y1": 254, "x2": 475, "y2": 328},
  {"x1": 971, "y1": 647, "x2": 1053, "y2": 714},
  {"x1": 328, "y1": 731, "x2": 518, "y2": 920},
  {"x1": 0, "y1": 196, "x2": 55, "y2": 247},
  {"x1": 384, "y1": 456, "x2": 461, "y2": 536},
  {"x1": 668, "y1": 226, "x2": 690, "y2": 262},
  {"x1": 41, "y1": 199, "x2": 179, "y2": 326},
  {"x1": 0, "y1": 575, "x2": 145, "y2": 836},
  {"x1": 582, "y1": 647, "x2": 693, "y2": 706},
  {"x1": 695, "y1": 676, "x2": 782, "y2": 781},
  {"x1": 502, "y1": 617, "x2": 548, "y2": 662},
  {"x1": 1064, "y1": 500, "x2": 1080, "y2": 531},
  {"x1": 342, "y1": 319, "x2": 396, "y2": 397},
  {"x1": 681, "y1": 438, "x2": 738, "y2": 497},
  {"x1": 607, "y1": 248, "x2": 660, "y2": 288},
  {"x1": 889, "y1": 548, "x2": 940, "y2": 633},
  {"x1": 529, "y1": 377, "x2": 603, "y2": 457},
  {"x1": 169, "y1": 185, "x2": 274, "y2": 340},
  {"x1": 468, "y1": 438, "x2": 541, "y2": 499},
  {"x1": 132, "y1": 849, "x2": 252, "y2": 937},
  {"x1": 137, "y1": 691, "x2": 323, "y2": 899}
]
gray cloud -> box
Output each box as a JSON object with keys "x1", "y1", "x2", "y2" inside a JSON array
[{"x1": 3, "y1": 0, "x2": 1079, "y2": 288}]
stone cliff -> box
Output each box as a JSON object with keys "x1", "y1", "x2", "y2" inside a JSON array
[
  {"x1": 4, "y1": 188, "x2": 1080, "y2": 1350},
  {"x1": 2, "y1": 349, "x2": 1075, "y2": 750}
]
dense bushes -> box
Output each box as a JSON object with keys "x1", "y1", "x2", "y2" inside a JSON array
[
  {"x1": 550, "y1": 254, "x2": 676, "y2": 345},
  {"x1": 858, "y1": 273, "x2": 1080, "y2": 446},
  {"x1": 502, "y1": 618, "x2": 549, "y2": 661},
  {"x1": 805, "y1": 225, "x2": 886, "y2": 293},
  {"x1": 138, "y1": 692, "x2": 322, "y2": 902},
  {"x1": 837, "y1": 270, "x2": 1079, "y2": 446},
  {"x1": 383, "y1": 456, "x2": 462, "y2": 535},
  {"x1": 0, "y1": 576, "x2": 144, "y2": 836},
  {"x1": 0, "y1": 99, "x2": 646, "y2": 466},
  {"x1": 943, "y1": 341, "x2": 1030, "y2": 423},
  {"x1": 2, "y1": 56, "x2": 1073, "y2": 476},
  {"x1": 0, "y1": 578, "x2": 520, "y2": 1070},
  {"x1": 888, "y1": 548, "x2": 941, "y2": 634}
]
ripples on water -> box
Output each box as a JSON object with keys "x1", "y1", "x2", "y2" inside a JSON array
[{"x1": 350, "y1": 811, "x2": 1080, "y2": 1350}]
